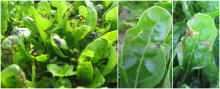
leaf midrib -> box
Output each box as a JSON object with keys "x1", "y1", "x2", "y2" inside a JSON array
[
  {"x1": 179, "y1": 22, "x2": 202, "y2": 87},
  {"x1": 133, "y1": 14, "x2": 163, "y2": 88}
]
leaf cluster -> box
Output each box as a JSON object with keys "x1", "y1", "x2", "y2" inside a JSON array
[{"x1": 1, "y1": 1, "x2": 117, "y2": 88}]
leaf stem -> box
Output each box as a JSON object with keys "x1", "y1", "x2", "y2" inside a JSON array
[{"x1": 32, "y1": 59, "x2": 36, "y2": 87}]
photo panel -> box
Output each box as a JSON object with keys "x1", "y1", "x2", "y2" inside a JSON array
[
  {"x1": 118, "y1": 1, "x2": 172, "y2": 88},
  {"x1": 173, "y1": 1, "x2": 219, "y2": 88}
]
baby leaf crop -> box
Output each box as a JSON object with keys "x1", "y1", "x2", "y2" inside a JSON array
[{"x1": 1, "y1": 1, "x2": 117, "y2": 88}]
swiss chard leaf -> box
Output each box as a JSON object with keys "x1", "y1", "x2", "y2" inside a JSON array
[
  {"x1": 120, "y1": 6, "x2": 171, "y2": 88},
  {"x1": 177, "y1": 13, "x2": 217, "y2": 87}
]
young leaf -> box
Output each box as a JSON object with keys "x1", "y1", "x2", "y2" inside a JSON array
[
  {"x1": 85, "y1": 0, "x2": 97, "y2": 31},
  {"x1": 120, "y1": 6, "x2": 171, "y2": 88},
  {"x1": 47, "y1": 64, "x2": 76, "y2": 77}
]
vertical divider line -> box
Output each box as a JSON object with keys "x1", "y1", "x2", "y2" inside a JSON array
[
  {"x1": 172, "y1": 0, "x2": 174, "y2": 89},
  {"x1": 117, "y1": 0, "x2": 119, "y2": 88}
]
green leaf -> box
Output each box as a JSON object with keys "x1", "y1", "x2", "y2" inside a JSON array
[
  {"x1": 47, "y1": 64, "x2": 76, "y2": 77},
  {"x1": 55, "y1": 2, "x2": 71, "y2": 23},
  {"x1": 83, "y1": 38, "x2": 108, "y2": 63},
  {"x1": 85, "y1": 1, "x2": 97, "y2": 31},
  {"x1": 50, "y1": 34, "x2": 68, "y2": 58},
  {"x1": 202, "y1": 55, "x2": 219, "y2": 84},
  {"x1": 77, "y1": 62, "x2": 93, "y2": 82},
  {"x1": 1, "y1": 2, "x2": 8, "y2": 35},
  {"x1": 72, "y1": 25, "x2": 91, "y2": 48},
  {"x1": 86, "y1": 67, "x2": 105, "y2": 88},
  {"x1": 104, "y1": 6, "x2": 118, "y2": 30},
  {"x1": 120, "y1": 6, "x2": 171, "y2": 88},
  {"x1": 55, "y1": 78, "x2": 72, "y2": 88},
  {"x1": 177, "y1": 13, "x2": 217, "y2": 87},
  {"x1": 31, "y1": 7, "x2": 52, "y2": 45},
  {"x1": 100, "y1": 30, "x2": 118, "y2": 48},
  {"x1": 102, "y1": 46, "x2": 117, "y2": 75}
]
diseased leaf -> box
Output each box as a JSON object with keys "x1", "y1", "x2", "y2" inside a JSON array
[
  {"x1": 31, "y1": 7, "x2": 52, "y2": 45},
  {"x1": 77, "y1": 51, "x2": 94, "y2": 82},
  {"x1": 1, "y1": 64, "x2": 27, "y2": 88},
  {"x1": 83, "y1": 38, "x2": 108, "y2": 63},
  {"x1": 177, "y1": 13, "x2": 217, "y2": 87},
  {"x1": 50, "y1": 34, "x2": 68, "y2": 58}
]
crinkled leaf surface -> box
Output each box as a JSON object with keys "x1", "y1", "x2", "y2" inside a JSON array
[{"x1": 120, "y1": 6, "x2": 171, "y2": 88}]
